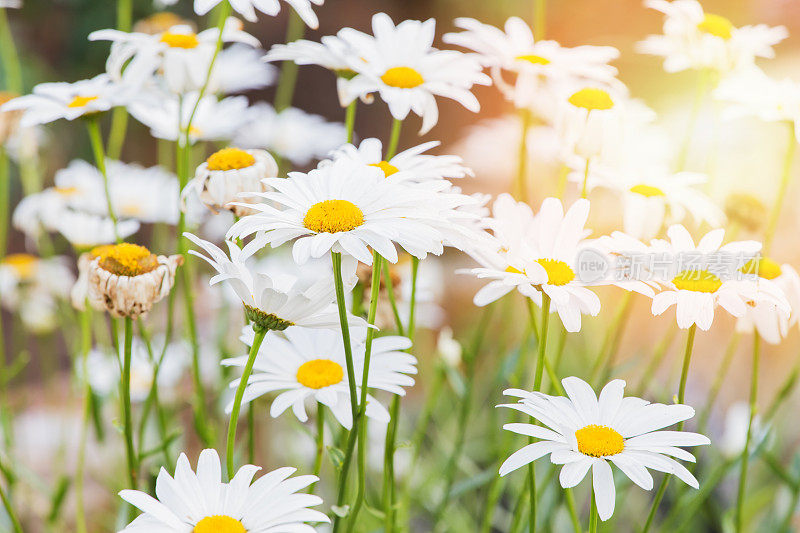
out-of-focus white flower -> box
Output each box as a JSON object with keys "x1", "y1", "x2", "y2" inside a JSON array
[
  {"x1": 3, "y1": 124, "x2": 45, "y2": 162},
  {"x1": 443, "y1": 17, "x2": 621, "y2": 109},
  {"x1": 718, "y1": 401, "x2": 767, "y2": 459},
  {"x1": 153, "y1": 0, "x2": 178, "y2": 8},
  {"x1": 337, "y1": 13, "x2": 490, "y2": 134},
  {"x1": 637, "y1": 0, "x2": 787, "y2": 73},
  {"x1": 1, "y1": 75, "x2": 130, "y2": 127},
  {"x1": 195, "y1": 0, "x2": 324, "y2": 29},
  {"x1": 0, "y1": 254, "x2": 74, "y2": 333},
  {"x1": 212, "y1": 44, "x2": 276, "y2": 94},
  {"x1": 736, "y1": 258, "x2": 800, "y2": 344},
  {"x1": 57, "y1": 211, "x2": 140, "y2": 249},
  {"x1": 0, "y1": 1, "x2": 22, "y2": 8},
  {"x1": 234, "y1": 103, "x2": 346, "y2": 166},
  {"x1": 436, "y1": 326, "x2": 462, "y2": 367},
  {"x1": 90, "y1": 19, "x2": 260, "y2": 94}
]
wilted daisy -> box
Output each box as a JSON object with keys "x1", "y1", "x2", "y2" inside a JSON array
[
  {"x1": 118, "y1": 448, "x2": 329, "y2": 532},
  {"x1": 637, "y1": 0, "x2": 787, "y2": 73},
  {"x1": 0, "y1": 254, "x2": 74, "y2": 333},
  {"x1": 87, "y1": 243, "x2": 183, "y2": 318},
  {"x1": 194, "y1": 0, "x2": 324, "y2": 28},
  {"x1": 337, "y1": 13, "x2": 490, "y2": 134},
  {"x1": 1, "y1": 74, "x2": 129, "y2": 127},
  {"x1": 443, "y1": 17, "x2": 621, "y2": 109},
  {"x1": 499, "y1": 376, "x2": 710, "y2": 521},
  {"x1": 183, "y1": 147, "x2": 278, "y2": 216},
  {"x1": 735, "y1": 257, "x2": 800, "y2": 344},
  {"x1": 224, "y1": 326, "x2": 417, "y2": 428}
]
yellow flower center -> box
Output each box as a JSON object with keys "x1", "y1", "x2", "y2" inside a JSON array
[
  {"x1": 740, "y1": 257, "x2": 782, "y2": 280},
  {"x1": 296, "y1": 359, "x2": 344, "y2": 389},
  {"x1": 68, "y1": 95, "x2": 99, "y2": 108},
  {"x1": 381, "y1": 66, "x2": 425, "y2": 89},
  {"x1": 2, "y1": 253, "x2": 38, "y2": 280},
  {"x1": 575, "y1": 424, "x2": 624, "y2": 457},
  {"x1": 537, "y1": 259, "x2": 575, "y2": 286},
  {"x1": 672, "y1": 269, "x2": 722, "y2": 293},
  {"x1": 193, "y1": 515, "x2": 246, "y2": 533},
  {"x1": 96, "y1": 243, "x2": 159, "y2": 277},
  {"x1": 515, "y1": 54, "x2": 550, "y2": 65},
  {"x1": 630, "y1": 184, "x2": 666, "y2": 198},
  {"x1": 89, "y1": 244, "x2": 116, "y2": 258},
  {"x1": 160, "y1": 31, "x2": 200, "y2": 49},
  {"x1": 303, "y1": 200, "x2": 365, "y2": 234},
  {"x1": 568, "y1": 88, "x2": 614, "y2": 111},
  {"x1": 206, "y1": 148, "x2": 256, "y2": 171},
  {"x1": 697, "y1": 13, "x2": 734, "y2": 39},
  {"x1": 505, "y1": 265, "x2": 524, "y2": 274},
  {"x1": 54, "y1": 186, "x2": 79, "y2": 196},
  {"x1": 369, "y1": 160, "x2": 399, "y2": 177}
]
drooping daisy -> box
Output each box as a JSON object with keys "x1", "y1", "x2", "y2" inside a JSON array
[
  {"x1": 637, "y1": 0, "x2": 787, "y2": 74},
  {"x1": 182, "y1": 147, "x2": 278, "y2": 216},
  {"x1": 443, "y1": 17, "x2": 621, "y2": 109},
  {"x1": 118, "y1": 448, "x2": 329, "y2": 532},
  {"x1": 337, "y1": 13, "x2": 491, "y2": 134},
  {"x1": 1, "y1": 75, "x2": 130, "y2": 127},
  {"x1": 498, "y1": 377, "x2": 711, "y2": 521},
  {"x1": 649, "y1": 225, "x2": 790, "y2": 330},
  {"x1": 87, "y1": 243, "x2": 183, "y2": 318},
  {"x1": 185, "y1": 233, "x2": 364, "y2": 331},
  {"x1": 0, "y1": 254, "x2": 74, "y2": 333},
  {"x1": 233, "y1": 103, "x2": 346, "y2": 166},
  {"x1": 194, "y1": 0, "x2": 324, "y2": 29},
  {"x1": 735, "y1": 257, "x2": 800, "y2": 344},
  {"x1": 224, "y1": 325, "x2": 417, "y2": 429},
  {"x1": 226, "y1": 157, "x2": 466, "y2": 265}
]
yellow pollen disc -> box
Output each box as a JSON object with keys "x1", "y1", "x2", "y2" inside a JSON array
[
  {"x1": 54, "y1": 186, "x2": 79, "y2": 196},
  {"x1": 193, "y1": 515, "x2": 246, "y2": 533},
  {"x1": 296, "y1": 359, "x2": 344, "y2": 389},
  {"x1": 697, "y1": 13, "x2": 734, "y2": 39},
  {"x1": 537, "y1": 259, "x2": 575, "y2": 286},
  {"x1": 96, "y1": 243, "x2": 159, "y2": 277},
  {"x1": 515, "y1": 54, "x2": 550, "y2": 65},
  {"x1": 672, "y1": 269, "x2": 722, "y2": 293},
  {"x1": 568, "y1": 88, "x2": 614, "y2": 111},
  {"x1": 303, "y1": 200, "x2": 365, "y2": 234},
  {"x1": 630, "y1": 184, "x2": 666, "y2": 198},
  {"x1": 68, "y1": 95, "x2": 99, "y2": 108},
  {"x1": 160, "y1": 31, "x2": 200, "y2": 49},
  {"x1": 740, "y1": 257, "x2": 782, "y2": 280},
  {"x1": 381, "y1": 66, "x2": 425, "y2": 89},
  {"x1": 2, "y1": 253, "x2": 38, "y2": 280},
  {"x1": 575, "y1": 424, "x2": 624, "y2": 457},
  {"x1": 369, "y1": 160, "x2": 399, "y2": 177},
  {"x1": 207, "y1": 148, "x2": 256, "y2": 171},
  {"x1": 505, "y1": 266, "x2": 524, "y2": 274}
]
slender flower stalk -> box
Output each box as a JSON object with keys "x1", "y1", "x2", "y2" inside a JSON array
[
  {"x1": 0, "y1": 148, "x2": 8, "y2": 259},
  {"x1": 0, "y1": 478, "x2": 21, "y2": 533},
  {"x1": 530, "y1": 294, "x2": 551, "y2": 532},
  {"x1": 273, "y1": 11, "x2": 306, "y2": 112},
  {"x1": 120, "y1": 317, "x2": 138, "y2": 506},
  {"x1": 0, "y1": 7, "x2": 23, "y2": 93},
  {"x1": 74, "y1": 306, "x2": 92, "y2": 533},
  {"x1": 225, "y1": 326, "x2": 267, "y2": 478},
  {"x1": 85, "y1": 117, "x2": 121, "y2": 243},
  {"x1": 589, "y1": 492, "x2": 598, "y2": 533},
  {"x1": 515, "y1": 109, "x2": 531, "y2": 201},
  {"x1": 735, "y1": 333, "x2": 760, "y2": 533},
  {"x1": 311, "y1": 404, "x2": 325, "y2": 485},
  {"x1": 385, "y1": 118, "x2": 403, "y2": 160},
  {"x1": 534, "y1": 0, "x2": 546, "y2": 40},
  {"x1": 345, "y1": 101, "x2": 357, "y2": 144},
  {"x1": 763, "y1": 122, "x2": 797, "y2": 253},
  {"x1": 676, "y1": 69, "x2": 710, "y2": 172},
  {"x1": 580, "y1": 157, "x2": 591, "y2": 199}
]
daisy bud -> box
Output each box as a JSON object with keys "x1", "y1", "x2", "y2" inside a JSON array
[
  {"x1": 724, "y1": 192, "x2": 767, "y2": 232},
  {"x1": 437, "y1": 327, "x2": 462, "y2": 368},
  {"x1": 87, "y1": 243, "x2": 183, "y2": 318}
]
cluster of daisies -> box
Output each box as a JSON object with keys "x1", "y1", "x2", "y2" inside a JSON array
[{"x1": 1, "y1": 0, "x2": 800, "y2": 531}]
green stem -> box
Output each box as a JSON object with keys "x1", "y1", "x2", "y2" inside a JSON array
[
  {"x1": 530, "y1": 294, "x2": 551, "y2": 532},
  {"x1": 0, "y1": 478, "x2": 22, "y2": 533},
  {"x1": 515, "y1": 109, "x2": 531, "y2": 201},
  {"x1": 121, "y1": 318, "x2": 137, "y2": 495},
  {"x1": 676, "y1": 69, "x2": 709, "y2": 172},
  {"x1": 310, "y1": 403, "x2": 325, "y2": 492},
  {"x1": 763, "y1": 122, "x2": 796, "y2": 253},
  {"x1": 345, "y1": 101, "x2": 357, "y2": 144},
  {"x1": 385, "y1": 119, "x2": 402, "y2": 160},
  {"x1": 735, "y1": 333, "x2": 760, "y2": 533},
  {"x1": 580, "y1": 157, "x2": 591, "y2": 199},
  {"x1": 533, "y1": 0, "x2": 546, "y2": 40},
  {"x1": 86, "y1": 117, "x2": 120, "y2": 242},
  {"x1": 273, "y1": 11, "x2": 305, "y2": 112},
  {"x1": 74, "y1": 306, "x2": 92, "y2": 533},
  {"x1": 247, "y1": 403, "x2": 255, "y2": 465},
  {"x1": 589, "y1": 491, "x2": 598, "y2": 533},
  {"x1": 226, "y1": 326, "x2": 266, "y2": 478},
  {"x1": 0, "y1": 7, "x2": 23, "y2": 93},
  {"x1": 0, "y1": 148, "x2": 8, "y2": 259}
]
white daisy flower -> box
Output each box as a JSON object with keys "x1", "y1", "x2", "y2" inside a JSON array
[
  {"x1": 1, "y1": 74, "x2": 129, "y2": 127},
  {"x1": 212, "y1": 44, "x2": 276, "y2": 94},
  {"x1": 735, "y1": 258, "x2": 800, "y2": 344},
  {"x1": 499, "y1": 377, "x2": 710, "y2": 521},
  {"x1": 467, "y1": 195, "x2": 655, "y2": 332},
  {"x1": 182, "y1": 147, "x2": 278, "y2": 217},
  {"x1": 118, "y1": 448, "x2": 329, "y2": 532},
  {"x1": 443, "y1": 17, "x2": 621, "y2": 109},
  {"x1": 718, "y1": 401, "x2": 767, "y2": 460},
  {"x1": 89, "y1": 19, "x2": 261, "y2": 94},
  {"x1": 263, "y1": 33, "x2": 354, "y2": 74},
  {"x1": 185, "y1": 233, "x2": 364, "y2": 331},
  {"x1": 223, "y1": 326, "x2": 417, "y2": 429},
  {"x1": 650, "y1": 225, "x2": 790, "y2": 330},
  {"x1": 0, "y1": 254, "x2": 73, "y2": 333},
  {"x1": 637, "y1": 0, "x2": 787, "y2": 74},
  {"x1": 337, "y1": 13, "x2": 491, "y2": 134},
  {"x1": 56, "y1": 211, "x2": 140, "y2": 249},
  {"x1": 195, "y1": 0, "x2": 324, "y2": 29},
  {"x1": 233, "y1": 102, "x2": 346, "y2": 166}
]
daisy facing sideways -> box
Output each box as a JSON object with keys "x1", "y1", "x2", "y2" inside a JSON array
[
  {"x1": 498, "y1": 377, "x2": 710, "y2": 521},
  {"x1": 735, "y1": 257, "x2": 800, "y2": 344},
  {"x1": 224, "y1": 326, "x2": 417, "y2": 428},
  {"x1": 118, "y1": 448, "x2": 329, "y2": 532}
]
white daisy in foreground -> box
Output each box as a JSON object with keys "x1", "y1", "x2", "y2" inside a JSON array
[
  {"x1": 183, "y1": 147, "x2": 278, "y2": 216},
  {"x1": 224, "y1": 326, "x2": 417, "y2": 428},
  {"x1": 735, "y1": 257, "x2": 800, "y2": 344},
  {"x1": 227, "y1": 157, "x2": 463, "y2": 265},
  {"x1": 637, "y1": 0, "x2": 787, "y2": 73},
  {"x1": 649, "y1": 225, "x2": 790, "y2": 330},
  {"x1": 2, "y1": 75, "x2": 129, "y2": 127},
  {"x1": 195, "y1": 0, "x2": 323, "y2": 28},
  {"x1": 499, "y1": 377, "x2": 710, "y2": 521},
  {"x1": 337, "y1": 13, "x2": 490, "y2": 134},
  {"x1": 119, "y1": 448, "x2": 329, "y2": 532}
]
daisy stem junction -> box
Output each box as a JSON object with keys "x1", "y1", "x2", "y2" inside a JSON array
[
  {"x1": 735, "y1": 332, "x2": 760, "y2": 533},
  {"x1": 85, "y1": 117, "x2": 121, "y2": 243}
]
